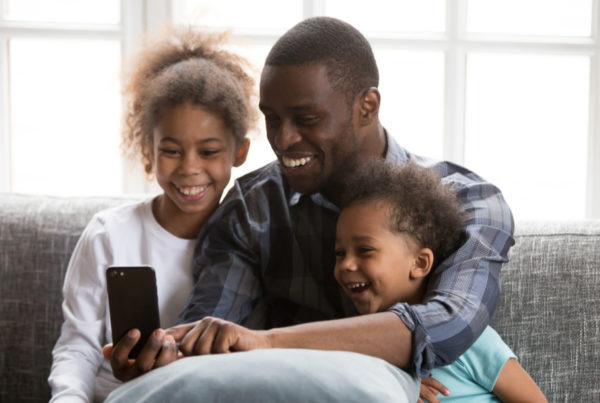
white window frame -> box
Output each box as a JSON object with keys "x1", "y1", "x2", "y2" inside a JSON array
[{"x1": 2, "y1": 0, "x2": 599, "y2": 218}]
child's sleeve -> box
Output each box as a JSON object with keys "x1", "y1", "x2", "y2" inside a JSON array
[
  {"x1": 460, "y1": 326, "x2": 517, "y2": 392},
  {"x1": 48, "y1": 215, "x2": 112, "y2": 402}
]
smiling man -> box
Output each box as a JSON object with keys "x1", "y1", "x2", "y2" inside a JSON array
[{"x1": 106, "y1": 17, "x2": 514, "y2": 402}]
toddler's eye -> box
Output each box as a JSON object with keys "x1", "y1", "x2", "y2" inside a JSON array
[
  {"x1": 358, "y1": 247, "x2": 374, "y2": 255},
  {"x1": 334, "y1": 250, "x2": 345, "y2": 259}
]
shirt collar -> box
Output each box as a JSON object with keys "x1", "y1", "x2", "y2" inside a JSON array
[{"x1": 287, "y1": 130, "x2": 409, "y2": 210}]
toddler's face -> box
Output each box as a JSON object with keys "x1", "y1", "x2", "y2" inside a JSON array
[
  {"x1": 334, "y1": 200, "x2": 423, "y2": 314},
  {"x1": 152, "y1": 102, "x2": 246, "y2": 227}
]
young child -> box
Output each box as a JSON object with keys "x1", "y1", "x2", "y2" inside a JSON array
[
  {"x1": 334, "y1": 160, "x2": 547, "y2": 403},
  {"x1": 48, "y1": 26, "x2": 255, "y2": 402}
]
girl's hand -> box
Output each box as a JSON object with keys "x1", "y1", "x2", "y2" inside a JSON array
[
  {"x1": 418, "y1": 376, "x2": 450, "y2": 403},
  {"x1": 102, "y1": 328, "x2": 179, "y2": 381}
]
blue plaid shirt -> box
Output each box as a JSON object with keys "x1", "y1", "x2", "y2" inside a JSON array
[{"x1": 180, "y1": 133, "x2": 515, "y2": 377}]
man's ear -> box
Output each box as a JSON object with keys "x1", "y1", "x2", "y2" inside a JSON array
[
  {"x1": 233, "y1": 138, "x2": 250, "y2": 167},
  {"x1": 409, "y1": 248, "x2": 434, "y2": 279},
  {"x1": 355, "y1": 87, "x2": 380, "y2": 126}
]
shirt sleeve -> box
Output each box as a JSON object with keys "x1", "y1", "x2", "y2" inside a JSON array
[
  {"x1": 461, "y1": 326, "x2": 517, "y2": 391},
  {"x1": 48, "y1": 217, "x2": 111, "y2": 402},
  {"x1": 179, "y1": 181, "x2": 263, "y2": 324},
  {"x1": 389, "y1": 168, "x2": 515, "y2": 377}
]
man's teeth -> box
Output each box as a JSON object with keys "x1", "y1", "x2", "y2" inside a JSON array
[
  {"x1": 282, "y1": 156, "x2": 311, "y2": 168},
  {"x1": 177, "y1": 185, "x2": 207, "y2": 196}
]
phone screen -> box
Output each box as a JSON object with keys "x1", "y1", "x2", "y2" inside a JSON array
[{"x1": 106, "y1": 266, "x2": 161, "y2": 359}]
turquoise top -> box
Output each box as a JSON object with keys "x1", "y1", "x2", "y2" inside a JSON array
[{"x1": 432, "y1": 326, "x2": 516, "y2": 402}]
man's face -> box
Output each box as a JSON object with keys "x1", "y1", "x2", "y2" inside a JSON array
[{"x1": 259, "y1": 64, "x2": 359, "y2": 195}]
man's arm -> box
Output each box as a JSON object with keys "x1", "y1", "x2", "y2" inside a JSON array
[
  {"x1": 167, "y1": 312, "x2": 412, "y2": 367},
  {"x1": 389, "y1": 166, "x2": 515, "y2": 376}
]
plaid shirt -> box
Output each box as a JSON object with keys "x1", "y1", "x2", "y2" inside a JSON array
[{"x1": 180, "y1": 133, "x2": 515, "y2": 377}]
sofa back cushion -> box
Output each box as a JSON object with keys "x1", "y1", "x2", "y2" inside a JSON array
[
  {"x1": 0, "y1": 194, "x2": 138, "y2": 402},
  {"x1": 491, "y1": 220, "x2": 600, "y2": 402}
]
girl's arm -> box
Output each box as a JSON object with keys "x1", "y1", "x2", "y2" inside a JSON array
[{"x1": 492, "y1": 358, "x2": 547, "y2": 403}]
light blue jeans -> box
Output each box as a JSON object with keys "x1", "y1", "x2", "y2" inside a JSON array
[{"x1": 105, "y1": 349, "x2": 419, "y2": 402}]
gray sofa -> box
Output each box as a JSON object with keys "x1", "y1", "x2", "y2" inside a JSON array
[{"x1": 1, "y1": 193, "x2": 599, "y2": 402}]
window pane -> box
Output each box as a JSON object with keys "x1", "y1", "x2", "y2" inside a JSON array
[
  {"x1": 9, "y1": 38, "x2": 122, "y2": 196},
  {"x1": 465, "y1": 53, "x2": 589, "y2": 220},
  {"x1": 375, "y1": 49, "x2": 444, "y2": 160},
  {"x1": 467, "y1": 0, "x2": 592, "y2": 37},
  {"x1": 325, "y1": 0, "x2": 445, "y2": 34},
  {"x1": 175, "y1": 0, "x2": 303, "y2": 33},
  {"x1": 4, "y1": 0, "x2": 120, "y2": 24}
]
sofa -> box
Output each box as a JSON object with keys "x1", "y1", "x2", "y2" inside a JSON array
[{"x1": 1, "y1": 193, "x2": 599, "y2": 402}]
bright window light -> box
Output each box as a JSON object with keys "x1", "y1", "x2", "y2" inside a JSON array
[
  {"x1": 467, "y1": 0, "x2": 592, "y2": 37},
  {"x1": 9, "y1": 38, "x2": 122, "y2": 196},
  {"x1": 376, "y1": 49, "x2": 445, "y2": 160},
  {"x1": 325, "y1": 0, "x2": 445, "y2": 34},
  {"x1": 465, "y1": 53, "x2": 590, "y2": 220},
  {"x1": 4, "y1": 0, "x2": 120, "y2": 24},
  {"x1": 175, "y1": 0, "x2": 303, "y2": 33}
]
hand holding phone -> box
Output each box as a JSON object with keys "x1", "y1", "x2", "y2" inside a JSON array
[{"x1": 106, "y1": 266, "x2": 161, "y2": 359}]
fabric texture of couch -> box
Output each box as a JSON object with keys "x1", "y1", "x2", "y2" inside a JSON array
[{"x1": 1, "y1": 193, "x2": 599, "y2": 402}]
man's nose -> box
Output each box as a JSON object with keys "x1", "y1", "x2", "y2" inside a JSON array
[{"x1": 273, "y1": 120, "x2": 302, "y2": 152}]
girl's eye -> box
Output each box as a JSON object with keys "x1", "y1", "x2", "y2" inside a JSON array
[
  {"x1": 334, "y1": 250, "x2": 345, "y2": 258},
  {"x1": 200, "y1": 149, "x2": 220, "y2": 157},
  {"x1": 159, "y1": 148, "x2": 180, "y2": 156}
]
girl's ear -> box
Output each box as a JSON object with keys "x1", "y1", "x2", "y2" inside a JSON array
[
  {"x1": 233, "y1": 138, "x2": 250, "y2": 167},
  {"x1": 409, "y1": 248, "x2": 434, "y2": 279}
]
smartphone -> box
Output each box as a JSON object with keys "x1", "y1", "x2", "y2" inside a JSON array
[{"x1": 106, "y1": 266, "x2": 161, "y2": 359}]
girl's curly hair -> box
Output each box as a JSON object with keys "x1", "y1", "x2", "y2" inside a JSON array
[
  {"x1": 341, "y1": 160, "x2": 466, "y2": 266},
  {"x1": 121, "y1": 25, "x2": 257, "y2": 174}
]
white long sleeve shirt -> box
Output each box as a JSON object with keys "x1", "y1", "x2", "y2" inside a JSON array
[{"x1": 48, "y1": 198, "x2": 195, "y2": 402}]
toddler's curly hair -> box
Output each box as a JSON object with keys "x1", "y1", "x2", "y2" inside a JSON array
[
  {"x1": 341, "y1": 160, "x2": 466, "y2": 266},
  {"x1": 121, "y1": 25, "x2": 257, "y2": 174}
]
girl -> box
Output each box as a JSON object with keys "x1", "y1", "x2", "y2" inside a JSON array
[{"x1": 48, "y1": 25, "x2": 255, "y2": 402}]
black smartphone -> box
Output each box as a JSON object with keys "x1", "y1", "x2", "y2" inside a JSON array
[{"x1": 106, "y1": 266, "x2": 161, "y2": 359}]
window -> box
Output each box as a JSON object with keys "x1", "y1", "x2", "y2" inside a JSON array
[{"x1": 2, "y1": 0, "x2": 599, "y2": 220}]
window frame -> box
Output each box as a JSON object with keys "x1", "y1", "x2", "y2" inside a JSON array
[{"x1": 1, "y1": 0, "x2": 599, "y2": 218}]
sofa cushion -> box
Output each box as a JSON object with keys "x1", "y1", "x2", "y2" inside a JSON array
[
  {"x1": 0, "y1": 194, "x2": 138, "y2": 402},
  {"x1": 491, "y1": 220, "x2": 600, "y2": 401}
]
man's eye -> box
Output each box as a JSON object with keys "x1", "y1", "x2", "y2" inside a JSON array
[
  {"x1": 264, "y1": 115, "x2": 280, "y2": 126},
  {"x1": 297, "y1": 115, "x2": 318, "y2": 125}
]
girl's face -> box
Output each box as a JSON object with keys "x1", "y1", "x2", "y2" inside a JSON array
[
  {"x1": 151, "y1": 102, "x2": 248, "y2": 238},
  {"x1": 334, "y1": 200, "x2": 429, "y2": 314}
]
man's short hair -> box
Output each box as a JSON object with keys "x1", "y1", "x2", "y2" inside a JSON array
[
  {"x1": 340, "y1": 160, "x2": 466, "y2": 266},
  {"x1": 265, "y1": 16, "x2": 379, "y2": 106}
]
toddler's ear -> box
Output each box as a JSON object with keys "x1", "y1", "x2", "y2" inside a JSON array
[
  {"x1": 234, "y1": 138, "x2": 250, "y2": 167},
  {"x1": 410, "y1": 248, "x2": 434, "y2": 279}
]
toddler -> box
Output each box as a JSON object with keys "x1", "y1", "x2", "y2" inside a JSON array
[{"x1": 334, "y1": 160, "x2": 546, "y2": 402}]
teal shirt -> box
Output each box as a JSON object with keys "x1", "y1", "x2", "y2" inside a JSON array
[{"x1": 431, "y1": 326, "x2": 516, "y2": 402}]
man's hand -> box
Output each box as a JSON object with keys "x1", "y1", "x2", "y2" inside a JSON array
[
  {"x1": 102, "y1": 328, "x2": 179, "y2": 382},
  {"x1": 417, "y1": 376, "x2": 450, "y2": 403},
  {"x1": 166, "y1": 317, "x2": 271, "y2": 356}
]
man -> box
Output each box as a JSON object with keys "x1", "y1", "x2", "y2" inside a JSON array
[{"x1": 105, "y1": 17, "x2": 514, "y2": 402}]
